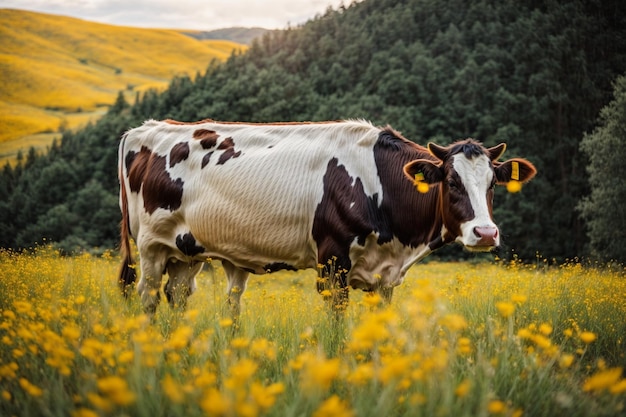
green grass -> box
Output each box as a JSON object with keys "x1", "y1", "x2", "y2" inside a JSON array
[{"x1": 0, "y1": 247, "x2": 625, "y2": 417}]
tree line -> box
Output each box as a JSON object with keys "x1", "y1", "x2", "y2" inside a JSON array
[{"x1": 1, "y1": 0, "x2": 625, "y2": 262}]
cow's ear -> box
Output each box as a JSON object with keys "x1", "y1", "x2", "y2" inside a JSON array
[
  {"x1": 494, "y1": 158, "x2": 537, "y2": 184},
  {"x1": 403, "y1": 159, "x2": 444, "y2": 184},
  {"x1": 427, "y1": 143, "x2": 448, "y2": 161},
  {"x1": 487, "y1": 143, "x2": 506, "y2": 161}
]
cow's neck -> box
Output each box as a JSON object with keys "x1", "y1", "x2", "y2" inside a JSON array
[{"x1": 399, "y1": 187, "x2": 449, "y2": 276}]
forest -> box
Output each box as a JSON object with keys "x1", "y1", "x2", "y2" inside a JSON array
[{"x1": 1, "y1": 0, "x2": 625, "y2": 262}]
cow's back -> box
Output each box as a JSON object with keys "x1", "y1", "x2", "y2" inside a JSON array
[{"x1": 121, "y1": 119, "x2": 383, "y2": 273}]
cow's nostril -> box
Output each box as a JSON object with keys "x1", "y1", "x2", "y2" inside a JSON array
[{"x1": 474, "y1": 226, "x2": 498, "y2": 239}]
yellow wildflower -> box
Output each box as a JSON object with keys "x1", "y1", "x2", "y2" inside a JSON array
[
  {"x1": 166, "y1": 325, "x2": 193, "y2": 350},
  {"x1": 300, "y1": 356, "x2": 341, "y2": 393},
  {"x1": 488, "y1": 400, "x2": 506, "y2": 414},
  {"x1": 379, "y1": 355, "x2": 412, "y2": 384},
  {"x1": 441, "y1": 313, "x2": 468, "y2": 331},
  {"x1": 362, "y1": 292, "x2": 382, "y2": 307},
  {"x1": 97, "y1": 376, "x2": 135, "y2": 406},
  {"x1": 162, "y1": 374, "x2": 185, "y2": 404},
  {"x1": 87, "y1": 393, "x2": 113, "y2": 412},
  {"x1": 231, "y1": 337, "x2": 250, "y2": 349},
  {"x1": 200, "y1": 387, "x2": 231, "y2": 416},
  {"x1": 579, "y1": 331, "x2": 597, "y2": 344},
  {"x1": 71, "y1": 408, "x2": 99, "y2": 417},
  {"x1": 62, "y1": 324, "x2": 81, "y2": 343},
  {"x1": 495, "y1": 301, "x2": 515, "y2": 318},
  {"x1": 517, "y1": 328, "x2": 532, "y2": 339},
  {"x1": 19, "y1": 378, "x2": 43, "y2": 397},
  {"x1": 184, "y1": 308, "x2": 200, "y2": 321},
  {"x1": 219, "y1": 318, "x2": 234, "y2": 328},
  {"x1": 610, "y1": 379, "x2": 626, "y2": 395},
  {"x1": 118, "y1": 350, "x2": 134, "y2": 364},
  {"x1": 250, "y1": 338, "x2": 276, "y2": 360},
  {"x1": 250, "y1": 382, "x2": 285, "y2": 411},
  {"x1": 2, "y1": 310, "x2": 16, "y2": 320},
  {"x1": 347, "y1": 363, "x2": 375, "y2": 386},
  {"x1": 539, "y1": 323, "x2": 553, "y2": 336},
  {"x1": 235, "y1": 402, "x2": 257, "y2": 417},
  {"x1": 455, "y1": 379, "x2": 471, "y2": 398},
  {"x1": 583, "y1": 367, "x2": 623, "y2": 392},
  {"x1": 313, "y1": 395, "x2": 355, "y2": 417},
  {"x1": 457, "y1": 337, "x2": 472, "y2": 355},
  {"x1": 559, "y1": 354, "x2": 575, "y2": 369},
  {"x1": 532, "y1": 334, "x2": 552, "y2": 350},
  {"x1": 225, "y1": 358, "x2": 258, "y2": 389},
  {"x1": 511, "y1": 294, "x2": 527, "y2": 304}
]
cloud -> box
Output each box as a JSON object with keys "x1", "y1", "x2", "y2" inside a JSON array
[{"x1": 0, "y1": 0, "x2": 348, "y2": 30}]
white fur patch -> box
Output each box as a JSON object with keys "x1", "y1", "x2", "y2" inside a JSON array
[{"x1": 452, "y1": 153, "x2": 499, "y2": 248}]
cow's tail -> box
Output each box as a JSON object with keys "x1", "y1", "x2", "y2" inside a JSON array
[{"x1": 118, "y1": 133, "x2": 137, "y2": 297}]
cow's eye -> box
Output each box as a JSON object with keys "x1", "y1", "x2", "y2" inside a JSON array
[{"x1": 448, "y1": 180, "x2": 459, "y2": 190}]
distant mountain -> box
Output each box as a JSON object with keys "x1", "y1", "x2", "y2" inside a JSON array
[
  {"x1": 0, "y1": 8, "x2": 246, "y2": 163},
  {"x1": 183, "y1": 27, "x2": 272, "y2": 45}
]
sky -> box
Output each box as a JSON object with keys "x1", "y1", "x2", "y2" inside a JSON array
[{"x1": 0, "y1": 0, "x2": 349, "y2": 31}]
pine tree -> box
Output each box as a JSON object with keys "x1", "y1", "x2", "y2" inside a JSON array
[{"x1": 579, "y1": 74, "x2": 626, "y2": 262}]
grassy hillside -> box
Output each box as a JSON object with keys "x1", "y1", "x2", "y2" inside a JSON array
[{"x1": 0, "y1": 9, "x2": 246, "y2": 163}]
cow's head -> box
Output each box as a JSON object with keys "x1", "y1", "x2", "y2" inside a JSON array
[{"x1": 403, "y1": 139, "x2": 536, "y2": 251}]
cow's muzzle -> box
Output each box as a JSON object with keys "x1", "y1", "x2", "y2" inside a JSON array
[{"x1": 470, "y1": 226, "x2": 499, "y2": 249}]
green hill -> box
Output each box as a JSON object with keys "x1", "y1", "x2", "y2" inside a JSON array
[{"x1": 0, "y1": 8, "x2": 246, "y2": 163}]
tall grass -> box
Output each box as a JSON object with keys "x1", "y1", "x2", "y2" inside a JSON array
[{"x1": 0, "y1": 247, "x2": 625, "y2": 416}]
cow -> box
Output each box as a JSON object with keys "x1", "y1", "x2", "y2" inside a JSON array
[{"x1": 118, "y1": 119, "x2": 536, "y2": 315}]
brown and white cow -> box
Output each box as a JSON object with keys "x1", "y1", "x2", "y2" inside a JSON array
[{"x1": 118, "y1": 119, "x2": 536, "y2": 314}]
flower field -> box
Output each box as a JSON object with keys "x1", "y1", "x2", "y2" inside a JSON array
[{"x1": 1, "y1": 247, "x2": 625, "y2": 417}]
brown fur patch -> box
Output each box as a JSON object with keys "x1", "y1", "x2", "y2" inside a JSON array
[
  {"x1": 312, "y1": 158, "x2": 374, "y2": 282},
  {"x1": 170, "y1": 142, "x2": 190, "y2": 168},
  {"x1": 125, "y1": 146, "x2": 184, "y2": 214},
  {"x1": 126, "y1": 146, "x2": 151, "y2": 193},
  {"x1": 216, "y1": 137, "x2": 241, "y2": 165},
  {"x1": 373, "y1": 129, "x2": 443, "y2": 247},
  {"x1": 193, "y1": 129, "x2": 220, "y2": 147}
]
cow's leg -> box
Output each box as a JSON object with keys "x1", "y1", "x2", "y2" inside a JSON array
[
  {"x1": 136, "y1": 247, "x2": 167, "y2": 316},
  {"x1": 222, "y1": 260, "x2": 249, "y2": 318},
  {"x1": 164, "y1": 260, "x2": 203, "y2": 309}
]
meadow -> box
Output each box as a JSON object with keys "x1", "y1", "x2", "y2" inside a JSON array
[{"x1": 0, "y1": 247, "x2": 625, "y2": 417}]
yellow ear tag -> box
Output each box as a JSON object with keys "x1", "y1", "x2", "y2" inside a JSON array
[
  {"x1": 507, "y1": 180, "x2": 522, "y2": 193},
  {"x1": 511, "y1": 161, "x2": 520, "y2": 181},
  {"x1": 507, "y1": 161, "x2": 521, "y2": 193},
  {"x1": 414, "y1": 172, "x2": 429, "y2": 193}
]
